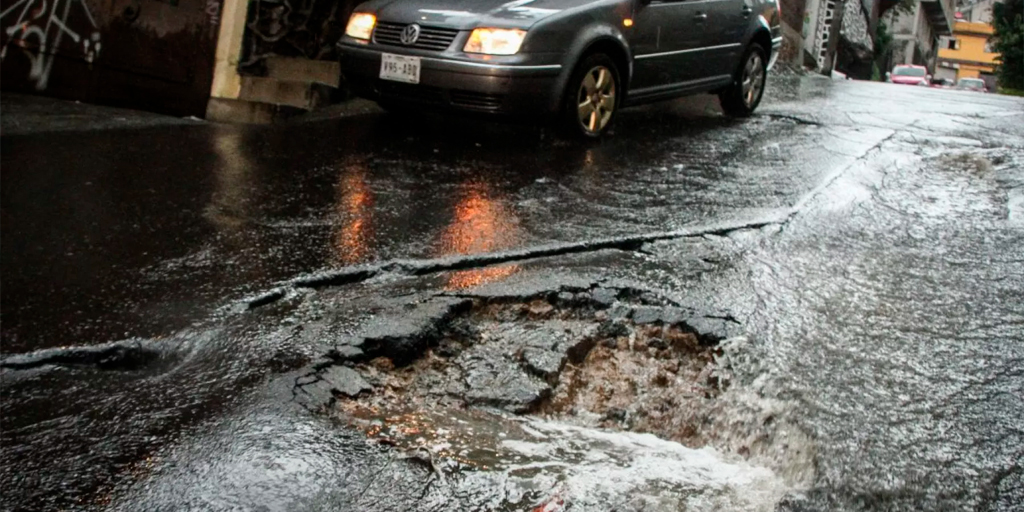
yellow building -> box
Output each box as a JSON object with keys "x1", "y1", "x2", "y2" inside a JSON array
[{"x1": 936, "y1": 21, "x2": 999, "y2": 87}]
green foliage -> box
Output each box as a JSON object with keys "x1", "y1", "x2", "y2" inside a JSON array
[
  {"x1": 992, "y1": 0, "x2": 1024, "y2": 90},
  {"x1": 875, "y1": 22, "x2": 893, "y2": 57},
  {"x1": 998, "y1": 88, "x2": 1024, "y2": 96}
]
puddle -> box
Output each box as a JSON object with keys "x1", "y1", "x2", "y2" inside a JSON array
[{"x1": 329, "y1": 290, "x2": 816, "y2": 510}]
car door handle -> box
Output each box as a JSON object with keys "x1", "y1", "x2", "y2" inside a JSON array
[{"x1": 694, "y1": 12, "x2": 708, "y2": 21}]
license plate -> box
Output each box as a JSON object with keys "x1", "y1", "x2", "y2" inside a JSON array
[{"x1": 380, "y1": 53, "x2": 421, "y2": 84}]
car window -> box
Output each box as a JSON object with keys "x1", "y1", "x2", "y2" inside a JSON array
[
  {"x1": 960, "y1": 79, "x2": 984, "y2": 88},
  {"x1": 893, "y1": 67, "x2": 926, "y2": 77}
]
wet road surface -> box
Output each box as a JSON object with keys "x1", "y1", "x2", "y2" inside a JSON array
[
  {"x1": 2, "y1": 77, "x2": 856, "y2": 354},
  {"x1": 2, "y1": 77, "x2": 1023, "y2": 511}
]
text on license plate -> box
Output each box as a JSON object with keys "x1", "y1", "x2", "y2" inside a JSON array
[{"x1": 380, "y1": 53, "x2": 421, "y2": 84}]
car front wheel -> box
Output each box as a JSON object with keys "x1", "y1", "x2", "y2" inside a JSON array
[
  {"x1": 561, "y1": 54, "x2": 620, "y2": 138},
  {"x1": 719, "y1": 44, "x2": 768, "y2": 117}
]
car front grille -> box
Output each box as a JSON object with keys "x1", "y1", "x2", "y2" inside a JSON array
[
  {"x1": 373, "y1": 22, "x2": 459, "y2": 51},
  {"x1": 450, "y1": 90, "x2": 505, "y2": 111}
]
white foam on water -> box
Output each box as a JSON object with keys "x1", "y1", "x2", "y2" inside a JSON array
[{"x1": 491, "y1": 417, "x2": 798, "y2": 512}]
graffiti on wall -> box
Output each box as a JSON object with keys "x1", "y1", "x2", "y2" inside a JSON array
[
  {"x1": 241, "y1": 0, "x2": 352, "y2": 70},
  {"x1": 1, "y1": 0, "x2": 103, "y2": 89},
  {"x1": 205, "y1": 0, "x2": 220, "y2": 37}
]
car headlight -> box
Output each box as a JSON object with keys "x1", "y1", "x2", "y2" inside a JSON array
[
  {"x1": 464, "y1": 28, "x2": 526, "y2": 55},
  {"x1": 345, "y1": 13, "x2": 376, "y2": 40}
]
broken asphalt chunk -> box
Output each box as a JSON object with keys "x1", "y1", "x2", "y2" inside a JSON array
[
  {"x1": 358, "y1": 297, "x2": 472, "y2": 365},
  {"x1": 295, "y1": 365, "x2": 373, "y2": 411},
  {"x1": 589, "y1": 288, "x2": 618, "y2": 307},
  {"x1": 321, "y1": 365, "x2": 373, "y2": 398},
  {"x1": 685, "y1": 317, "x2": 741, "y2": 345},
  {"x1": 659, "y1": 306, "x2": 689, "y2": 325},
  {"x1": 332, "y1": 345, "x2": 365, "y2": 361},
  {"x1": 521, "y1": 348, "x2": 566, "y2": 383},
  {"x1": 608, "y1": 303, "x2": 632, "y2": 321},
  {"x1": 631, "y1": 305, "x2": 662, "y2": 325}
]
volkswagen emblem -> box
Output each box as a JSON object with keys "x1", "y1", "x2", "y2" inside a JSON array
[{"x1": 400, "y1": 24, "x2": 421, "y2": 45}]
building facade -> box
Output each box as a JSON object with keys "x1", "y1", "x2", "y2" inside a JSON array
[
  {"x1": 958, "y1": 0, "x2": 997, "y2": 23},
  {"x1": 883, "y1": 0, "x2": 954, "y2": 72},
  {"x1": 936, "y1": 20, "x2": 998, "y2": 87}
]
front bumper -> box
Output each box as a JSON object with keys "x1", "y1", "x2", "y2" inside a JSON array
[{"x1": 339, "y1": 42, "x2": 565, "y2": 115}]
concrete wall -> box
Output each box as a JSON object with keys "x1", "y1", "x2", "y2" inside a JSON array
[
  {"x1": 779, "y1": 0, "x2": 808, "y2": 64},
  {"x1": 884, "y1": 1, "x2": 940, "y2": 69},
  {"x1": 782, "y1": 0, "x2": 809, "y2": 34},
  {"x1": 888, "y1": 4, "x2": 920, "y2": 34},
  {"x1": 1, "y1": 0, "x2": 224, "y2": 117},
  {"x1": 803, "y1": 0, "x2": 847, "y2": 72},
  {"x1": 962, "y1": 0, "x2": 996, "y2": 23},
  {"x1": 916, "y1": 7, "x2": 936, "y2": 61},
  {"x1": 934, "y1": 65, "x2": 957, "y2": 80}
]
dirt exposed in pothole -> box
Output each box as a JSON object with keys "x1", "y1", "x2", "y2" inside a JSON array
[
  {"x1": 538, "y1": 323, "x2": 721, "y2": 448},
  {"x1": 282, "y1": 282, "x2": 815, "y2": 512},
  {"x1": 321, "y1": 289, "x2": 814, "y2": 493},
  {"x1": 340, "y1": 296, "x2": 722, "y2": 418}
]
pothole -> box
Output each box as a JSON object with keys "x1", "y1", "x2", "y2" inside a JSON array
[{"x1": 302, "y1": 287, "x2": 814, "y2": 510}]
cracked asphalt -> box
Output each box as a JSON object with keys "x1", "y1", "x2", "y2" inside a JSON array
[{"x1": 2, "y1": 76, "x2": 1023, "y2": 511}]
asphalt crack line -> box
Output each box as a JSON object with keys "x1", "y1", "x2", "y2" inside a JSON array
[
  {"x1": 241, "y1": 129, "x2": 898, "y2": 311},
  {"x1": 241, "y1": 216, "x2": 787, "y2": 310},
  {"x1": 0, "y1": 337, "x2": 163, "y2": 370},
  {"x1": 785, "y1": 128, "x2": 898, "y2": 216},
  {"x1": 761, "y1": 113, "x2": 824, "y2": 126}
]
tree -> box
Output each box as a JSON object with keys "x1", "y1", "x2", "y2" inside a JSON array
[{"x1": 992, "y1": 0, "x2": 1024, "y2": 91}]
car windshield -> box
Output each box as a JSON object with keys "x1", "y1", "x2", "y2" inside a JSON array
[
  {"x1": 893, "y1": 67, "x2": 926, "y2": 77},
  {"x1": 960, "y1": 79, "x2": 984, "y2": 88}
]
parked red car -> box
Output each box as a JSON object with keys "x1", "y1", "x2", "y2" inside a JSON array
[{"x1": 886, "y1": 65, "x2": 930, "y2": 86}]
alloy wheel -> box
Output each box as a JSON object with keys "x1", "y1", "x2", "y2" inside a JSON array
[
  {"x1": 577, "y1": 66, "x2": 616, "y2": 135},
  {"x1": 741, "y1": 53, "x2": 765, "y2": 108}
]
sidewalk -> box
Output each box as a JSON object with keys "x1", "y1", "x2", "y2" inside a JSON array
[
  {"x1": 2, "y1": 67, "x2": 821, "y2": 137},
  {"x1": 0, "y1": 93, "x2": 204, "y2": 136},
  {"x1": 0, "y1": 93, "x2": 385, "y2": 137}
]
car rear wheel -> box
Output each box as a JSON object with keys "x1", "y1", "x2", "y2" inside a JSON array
[
  {"x1": 561, "y1": 54, "x2": 620, "y2": 139},
  {"x1": 719, "y1": 44, "x2": 768, "y2": 118}
]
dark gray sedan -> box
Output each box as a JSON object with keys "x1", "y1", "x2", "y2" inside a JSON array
[{"x1": 339, "y1": 0, "x2": 782, "y2": 137}]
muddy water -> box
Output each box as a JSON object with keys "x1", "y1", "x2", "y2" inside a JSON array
[
  {"x1": 334, "y1": 298, "x2": 817, "y2": 511},
  {"x1": 339, "y1": 402, "x2": 806, "y2": 511}
]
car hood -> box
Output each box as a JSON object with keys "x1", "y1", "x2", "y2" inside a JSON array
[{"x1": 363, "y1": 0, "x2": 593, "y2": 29}]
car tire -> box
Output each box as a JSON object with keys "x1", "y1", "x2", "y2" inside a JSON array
[
  {"x1": 719, "y1": 44, "x2": 768, "y2": 118},
  {"x1": 560, "y1": 53, "x2": 621, "y2": 139}
]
